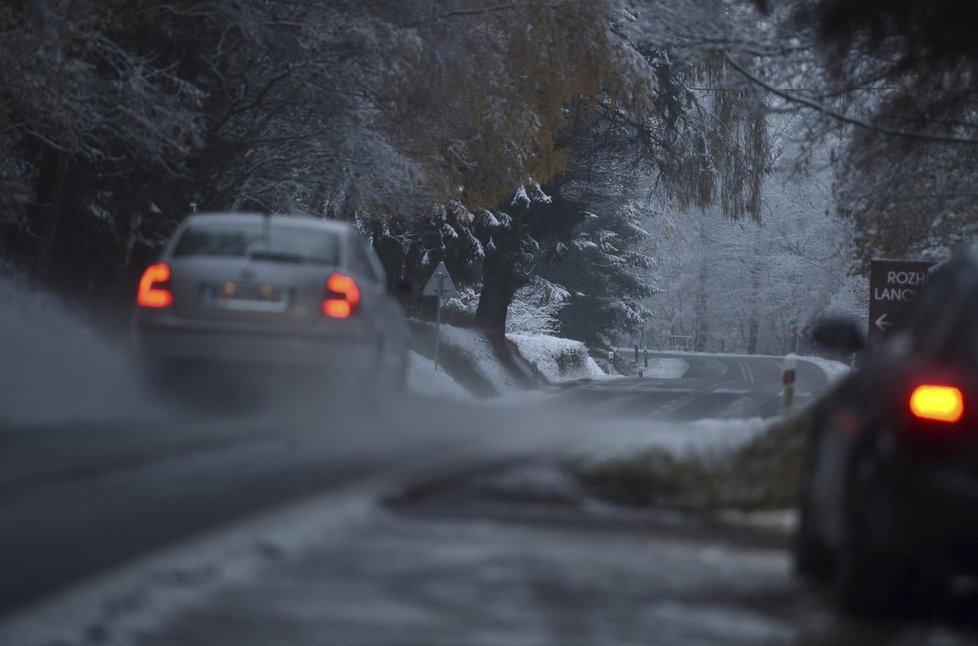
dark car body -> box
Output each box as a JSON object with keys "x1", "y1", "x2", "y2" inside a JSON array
[{"x1": 795, "y1": 251, "x2": 978, "y2": 614}]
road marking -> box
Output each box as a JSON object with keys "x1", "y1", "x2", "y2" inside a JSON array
[{"x1": 735, "y1": 360, "x2": 754, "y2": 383}]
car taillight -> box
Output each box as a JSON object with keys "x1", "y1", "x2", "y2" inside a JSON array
[
  {"x1": 137, "y1": 263, "x2": 173, "y2": 308},
  {"x1": 909, "y1": 385, "x2": 964, "y2": 423},
  {"x1": 322, "y1": 273, "x2": 360, "y2": 319}
]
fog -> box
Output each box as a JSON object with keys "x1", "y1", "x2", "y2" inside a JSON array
[{"x1": 0, "y1": 274, "x2": 162, "y2": 426}]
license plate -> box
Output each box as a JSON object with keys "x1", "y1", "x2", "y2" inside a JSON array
[{"x1": 207, "y1": 282, "x2": 288, "y2": 312}]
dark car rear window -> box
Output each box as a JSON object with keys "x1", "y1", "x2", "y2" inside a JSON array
[{"x1": 172, "y1": 220, "x2": 339, "y2": 265}]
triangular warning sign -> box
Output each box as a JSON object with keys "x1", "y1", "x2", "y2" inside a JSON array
[{"x1": 422, "y1": 261, "x2": 458, "y2": 298}]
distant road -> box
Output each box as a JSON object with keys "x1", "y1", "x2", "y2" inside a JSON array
[{"x1": 563, "y1": 351, "x2": 835, "y2": 420}]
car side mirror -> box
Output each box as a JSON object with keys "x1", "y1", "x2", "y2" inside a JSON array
[{"x1": 811, "y1": 319, "x2": 865, "y2": 354}]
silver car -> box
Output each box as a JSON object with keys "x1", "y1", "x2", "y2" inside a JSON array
[{"x1": 133, "y1": 213, "x2": 408, "y2": 393}]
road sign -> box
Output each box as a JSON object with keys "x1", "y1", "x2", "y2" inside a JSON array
[
  {"x1": 868, "y1": 259, "x2": 935, "y2": 342},
  {"x1": 423, "y1": 261, "x2": 457, "y2": 298},
  {"x1": 422, "y1": 261, "x2": 457, "y2": 372}
]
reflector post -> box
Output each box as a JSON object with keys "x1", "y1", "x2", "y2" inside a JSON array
[
  {"x1": 909, "y1": 385, "x2": 964, "y2": 423},
  {"x1": 322, "y1": 273, "x2": 360, "y2": 318},
  {"x1": 137, "y1": 263, "x2": 173, "y2": 308}
]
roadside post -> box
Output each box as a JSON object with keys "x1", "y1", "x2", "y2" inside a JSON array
[
  {"x1": 783, "y1": 353, "x2": 797, "y2": 413},
  {"x1": 634, "y1": 345, "x2": 639, "y2": 364},
  {"x1": 644, "y1": 349, "x2": 648, "y2": 368},
  {"x1": 608, "y1": 350, "x2": 615, "y2": 375},
  {"x1": 422, "y1": 261, "x2": 457, "y2": 372}
]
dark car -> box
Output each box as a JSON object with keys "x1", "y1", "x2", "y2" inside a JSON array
[
  {"x1": 795, "y1": 251, "x2": 978, "y2": 614},
  {"x1": 132, "y1": 213, "x2": 409, "y2": 397}
]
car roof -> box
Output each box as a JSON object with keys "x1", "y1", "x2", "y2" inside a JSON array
[{"x1": 182, "y1": 212, "x2": 353, "y2": 235}]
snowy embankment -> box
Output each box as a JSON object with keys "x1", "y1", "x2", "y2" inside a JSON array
[
  {"x1": 569, "y1": 416, "x2": 773, "y2": 462},
  {"x1": 406, "y1": 324, "x2": 610, "y2": 400},
  {"x1": 644, "y1": 358, "x2": 688, "y2": 378},
  {"x1": 507, "y1": 334, "x2": 604, "y2": 383},
  {"x1": 406, "y1": 350, "x2": 472, "y2": 400},
  {"x1": 438, "y1": 324, "x2": 527, "y2": 392},
  {"x1": 798, "y1": 355, "x2": 850, "y2": 382}
]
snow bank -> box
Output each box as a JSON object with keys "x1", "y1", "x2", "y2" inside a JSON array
[
  {"x1": 644, "y1": 358, "x2": 688, "y2": 379},
  {"x1": 406, "y1": 350, "x2": 472, "y2": 400},
  {"x1": 507, "y1": 334, "x2": 604, "y2": 383},
  {"x1": 798, "y1": 355, "x2": 850, "y2": 383},
  {"x1": 438, "y1": 324, "x2": 526, "y2": 394},
  {"x1": 568, "y1": 416, "x2": 773, "y2": 462}
]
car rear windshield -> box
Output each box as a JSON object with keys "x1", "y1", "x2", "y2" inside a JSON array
[{"x1": 172, "y1": 220, "x2": 339, "y2": 265}]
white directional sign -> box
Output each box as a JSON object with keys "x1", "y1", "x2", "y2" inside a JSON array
[
  {"x1": 868, "y1": 259, "x2": 934, "y2": 342},
  {"x1": 423, "y1": 261, "x2": 458, "y2": 298}
]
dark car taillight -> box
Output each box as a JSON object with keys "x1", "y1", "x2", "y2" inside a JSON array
[
  {"x1": 909, "y1": 384, "x2": 964, "y2": 424},
  {"x1": 322, "y1": 273, "x2": 360, "y2": 319},
  {"x1": 137, "y1": 263, "x2": 173, "y2": 308}
]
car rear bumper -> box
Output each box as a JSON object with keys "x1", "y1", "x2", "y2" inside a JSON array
[{"x1": 133, "y1": 314, "x2": 376, "y2": 374}]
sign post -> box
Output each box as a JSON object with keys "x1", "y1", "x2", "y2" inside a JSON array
[
  {"x1": 783, "y1": 353, "x2": 797, "y2": 413},
  {"x1": 868, "y1": 259, "x2": 935, "y2": 342},
  {"x1": 423, "y1": 261, "x2": 458, "y2": 372}
]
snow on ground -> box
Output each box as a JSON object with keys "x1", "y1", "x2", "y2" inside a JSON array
[
  {"x1": 797, "y1": 355, "x2": 850, "y2": 383},
  {"x1": 643, "y1": 357, "x2": 688, "y2": 378},
  {"x1": 438, "y1": 324, "x2": 526, "y2": 394},
  {"x1": 649, "y1": 349, "x2": 850, "y2": 378},
  {"x1": 507, "y1": 333, "x2": 604, "y2": 383},
  {"x1": 567, "y1": 416, "x2": 774, "y2": 462},
  {"x1": 406, "y1": 350, "x2": 472, "y2": 400}
]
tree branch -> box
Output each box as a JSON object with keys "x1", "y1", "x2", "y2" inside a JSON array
[{"x1": 724, "y1": 55, "x2": 978, "y2": 146}]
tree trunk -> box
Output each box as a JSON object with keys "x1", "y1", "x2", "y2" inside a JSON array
[
  {"x1": 36, "y1": 151, "x2": 70, "y2": 277},
  {"x1": 120, "y1": 211, "x2": 144, "y2": 275},
  {"x1": 474, "y1": 274, "x2": 516, "y2": 342},
  {"x1": 746, "y1": 311, "x2": 759, "y2": 354},
  {"x1": 745, "y1": 230, "x2": 762, "y2": 354},
  {"x1": 475, "y1": 227, "x2": 526, "y2": 343},
  {"x1": 693, "y1": 257, "x2": 708, "y2": 352}
]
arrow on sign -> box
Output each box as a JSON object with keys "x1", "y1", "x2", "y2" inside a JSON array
[{"x1": 874, "y1": 313, "x2": 892, "y2": 333}]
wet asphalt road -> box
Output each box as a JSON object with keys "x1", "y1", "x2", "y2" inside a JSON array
[
  {"x1": 8, "y1": 353, "x2": 975, "y2": 645},
  {"x1": 130, "y1": 506, "x2": 978, "y2": 646},
  {"x1": 0, "y1": 399, "x2": 496, "y2": 620},
  {"x1": 0, "y1": 350, "x2": 819, "y2": 618}
]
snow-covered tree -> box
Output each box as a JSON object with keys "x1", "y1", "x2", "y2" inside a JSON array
[
  {"x1": 644, "y1": 114, "x2": 859, "y2": 354},
  {"x1": 506, "y1": 277, "x2": 570, "y2": 336}
]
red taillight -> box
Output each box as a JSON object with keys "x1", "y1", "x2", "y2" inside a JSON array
[
  {"x1": 322, "y1": 273, "x2": 360, "y2": 319},
  {"x1": 909, "y1": 385, "x2": 964, "y2": 423},
  {"x1": 137, "y1": 263, "x2": 173, "y2": 308}
]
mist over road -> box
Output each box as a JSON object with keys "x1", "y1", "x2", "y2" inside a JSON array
[
  {"x1": 3, "y1": 324, "x2": 904, "y2": 646},
  {"x1": 561, "y1": 352, "x2": 830, "y2": 420}
]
